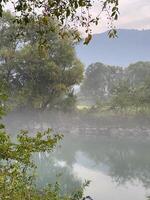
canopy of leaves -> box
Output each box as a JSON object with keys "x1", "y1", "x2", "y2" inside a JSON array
[
  {"x1": 111, "y1": 62, "x2": 150, "y2": 111},
  {"x1": 80, "y1": 62, "x2": 123, "y2": 103},
  {"x1": 0, "y1": 13, "x2": 84, "y2": 111},
  {"x1": 79, "y1": 61, "x2": 150, "y2": 112},
  {"x1": 0, "y1": 121, "x2": 90, "y2": 200},
  {"x1": 0, "y1": 7, "x2": 90, "y2": 200},
  {"x1": 0, "y1": 0, "x2": 119, "y2": 43}
]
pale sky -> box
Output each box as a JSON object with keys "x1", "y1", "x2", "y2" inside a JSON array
[
  {"x1": 5, "y1": 0, "x2": 150, "y2": 34},
  {"x1": 91, "y1": 0, "x2": 150, "y2": 34}
]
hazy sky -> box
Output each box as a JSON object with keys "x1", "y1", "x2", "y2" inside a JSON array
[
  {"x1": 91, "y1": 0, "x2": 150, "y2": 34},
  {"x1": 5, "y1": 0, "x2": 150, "y2": 34}
]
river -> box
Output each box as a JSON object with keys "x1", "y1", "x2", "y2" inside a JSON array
[{"x1": 4, "y1": 111, "x2": 150, "y2": 200}]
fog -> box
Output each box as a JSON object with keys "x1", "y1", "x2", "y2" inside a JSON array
[
  {"x1": 3, "y1": 110, "x2": 150, "y2": 200},
  {"x1": 1, "y1": 12, "x2": 150, "y2": 200}
]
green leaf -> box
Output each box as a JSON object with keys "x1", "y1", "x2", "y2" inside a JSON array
[{"x1": 0, "y1": 124, "x2": 5, "y2": 129}]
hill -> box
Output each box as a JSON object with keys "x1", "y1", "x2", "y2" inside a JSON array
[{"x1": 75, "y1": 29, "x2": 150, "y2": 67}]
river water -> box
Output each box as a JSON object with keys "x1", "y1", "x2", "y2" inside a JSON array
[
  {"x1": 4, "y1": 112, "x2": 150, "y2": 200},
  {"x1": 33, "y1": 134, "x2": 150, "y2": 200}
]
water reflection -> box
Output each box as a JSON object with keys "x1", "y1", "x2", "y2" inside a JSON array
[
  {"x1": 4, "y1": 111, "x2": 150, "y2": 199},
  {"x1": 34, "y1": 153, "x2": 82, "y2": 194},
  {"x1": 32, "y1": 134, "x2": 150, "y2": 199},
  {"x1": 56, "y1": 135, "x2": 150, "y2": 188}
]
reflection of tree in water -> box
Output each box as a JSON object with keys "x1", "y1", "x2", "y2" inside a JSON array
[
  {"x1": 4, "y1": 112, "x2": 82, "y2": 194},
  {"x1": 105, "y1": 142, "x2": 150, "y2": 188},
  {"x1": 4, "y1": 111, "x2": 150, "y2": 189},
  {"x1": 33, "y1": 152, "x2": 82, "y2": 195},
  {"x1": 55, "y1": 136, "x2": 150, "y2": 189}
]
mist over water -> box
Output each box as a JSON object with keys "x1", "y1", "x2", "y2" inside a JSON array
[
  {"x1": 1, "y1": 9, "x2": 150, "y2": 200},
  {"x1": 4, "y1": 110, "x2": 150, "y2": 200}
]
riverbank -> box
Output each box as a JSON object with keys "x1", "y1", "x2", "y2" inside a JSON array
[{"x1": 3, "y1": 110, "x2": 150, "y2": 138}]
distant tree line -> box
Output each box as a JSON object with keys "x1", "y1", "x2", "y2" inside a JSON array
[{"x1": 80, "y1": 61, "x2": 150, "y2": 112}]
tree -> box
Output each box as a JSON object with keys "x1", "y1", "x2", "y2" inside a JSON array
[
  {"x1": 80, "y1": 61, "x2": 150, "y2": 112},
  {"x1": 110, "y1": 80, "x2": 134, "y2": 111},
  {"x1": 0, "y1": 13, "x2": 84, "y2": 110},
  {"x1": 126, "y1": 61, "x2": 150, "y2": 87},
  {"x1": 0, "y1": 51, "x2": 89, "y2": 200},
  {"x1": 0, "y1": 0, "x2": 119, "y2": 43},
  {"x1": 132, "y1": 78, "x2": 150, "y2": 111},
  {"x1": 110, "y1": 75, "x2": 150, "y2": 112},
  {"x1": 80, "y1": 62, "x2": 123, "y2": 104},
  {"x1": 0, "y1": 110, "x2": 89, "y2": 199}
]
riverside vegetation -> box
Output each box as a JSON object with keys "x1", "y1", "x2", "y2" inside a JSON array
[
  {"x1": 0, "y1": 12, "x2": 89, "y2": 200},
  {"x1": 0, "y1": 2, "x2": 150, "y2": 200},
  {"x1": 79, "y1": 62, "x2": 150, "y2": 115}
]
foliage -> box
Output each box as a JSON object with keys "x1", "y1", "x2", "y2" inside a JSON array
[
  {"x1": 0, "y1": 0, "x2": 119, "y2": 43},
  {"x1": 58, "y1": 91, "x2": 77, "y2": 112},
  {"x1": 0, "y1": 90, "x2": 90, "y2": 200},
  {"x1": 0, "y1": 25, "x2": 87, "y2": 197},
  {"x1": 80, "y1": 62, "x2": 124, "y2": 104},
  {"x1": 110, "y1": 62, "x2": 150, "y2": 112},
  {"x1": 126, "y1": 61, "x2": 150, "y2": 87},
  {"x1": 110, "y1": 80, "x2": 134, "y2": 111},
  {"x1": 0, "y1": 5, "x2": 91, "y2": 200},
  {"x1": 0, "y1": 13, "x2": 84, "y2": 111},
  {"x1": 110, "y1": 77, "x2": 150, "y2": 113},
  {"x1": 0, "y1": 125, "x2": 90, "y2": 199},
  {"x1": 79, "y1": 61, "x2": 150, "y2": 113}
]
